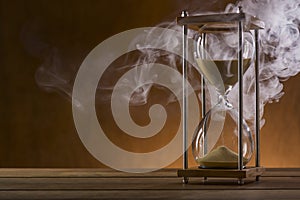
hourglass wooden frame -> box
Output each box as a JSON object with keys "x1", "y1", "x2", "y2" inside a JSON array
[{"x1": 177, "y1": 9, "x2": 265, "y2": 184}]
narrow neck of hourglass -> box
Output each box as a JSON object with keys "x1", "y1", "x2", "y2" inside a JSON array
[{"x1": 217, "y1": 85, "x2": 234, "y2": 108}]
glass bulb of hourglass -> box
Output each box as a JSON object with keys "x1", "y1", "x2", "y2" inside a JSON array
[
  {"x1": 192, "y1": 95, "x2": 254, "y2": 168},
  {"x1": 192, "y1": 33, "x2": 255, "y2": 168}
]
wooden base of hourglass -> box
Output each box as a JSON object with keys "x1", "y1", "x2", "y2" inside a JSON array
[{"x1": 177, "y1": 167, "x2": 265, "y2": 184}]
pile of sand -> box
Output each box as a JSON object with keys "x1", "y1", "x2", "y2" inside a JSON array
[{"x1": 197, "y1": 146, "x2": 249, "y2": 168}]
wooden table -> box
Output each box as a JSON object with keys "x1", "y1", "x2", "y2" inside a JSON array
[{"x1": 0, "y1": 168, "x2": 299, "y2": 199}]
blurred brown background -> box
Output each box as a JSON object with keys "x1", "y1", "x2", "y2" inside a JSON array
[{"x1": 0, "y1": 0, "x2": 299, "y2": 168}]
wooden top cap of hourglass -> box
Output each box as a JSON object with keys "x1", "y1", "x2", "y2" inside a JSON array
[{"x1": 177, "y1": 12, "x2": 264, "y2": 33}]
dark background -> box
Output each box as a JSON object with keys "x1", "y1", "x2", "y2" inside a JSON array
[{"x1": 0, "y1": 0, "x2": 299, "y2": 168}]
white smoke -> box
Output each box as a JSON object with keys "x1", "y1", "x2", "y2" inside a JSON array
[
  {"x1": 21, "y1": 20, "x2": 80, "y2": 100},
  {"x1": 25, "y1": 0, "x2": 300, "y2": 128},
  {"x1": 122, "y1": 23, "x2": 185, "y2": 105},
  {"x1": 134, "y1": 0, "x2": 300, "y2": 129},
  {"x1": 225, "y1": 0, "x2": 300, "y2": 125}
]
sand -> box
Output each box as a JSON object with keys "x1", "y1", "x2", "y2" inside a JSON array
[{"x1": 197, "y1": 146, "x2": 249, "y2": 168}]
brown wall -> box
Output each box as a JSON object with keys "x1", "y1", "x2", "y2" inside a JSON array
[{"x1": 0, "y1": 0, "x2": 299, "y2": 168}]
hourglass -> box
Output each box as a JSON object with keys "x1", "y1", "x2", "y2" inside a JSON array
[{"x1": 177, "y1": 8, "x2": 265, "y2": 184}]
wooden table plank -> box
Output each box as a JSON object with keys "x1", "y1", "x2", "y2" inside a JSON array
[
  {"x1": 0, "y1": 168, "x2": 177, "y2": 178},
  {"x1": 0, "y1": 177, "x2": 300, "y2": 190},
  {"x1": 0, "y1": 168, "x2": 299, "y2": 199},
  {"x1": 0, "y1": 190, "x2": 300, "y2": 200},
  {"x1": 263, "y1": 168, "x2": 300, "y2": 177},
  {"x1": 0, "y1": 168, "x2": 299, "y2": 178}
]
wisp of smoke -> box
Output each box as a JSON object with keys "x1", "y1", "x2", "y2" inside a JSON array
[
  {"x1": 24, "y1": 0, "x2": 300, "y2": 129},
  {"x1": 226, "y1": 0, "x2": 300, "y2": 125},
  {"x1": 123, "y1": 0, "x2": 300, "y2": 128}
]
